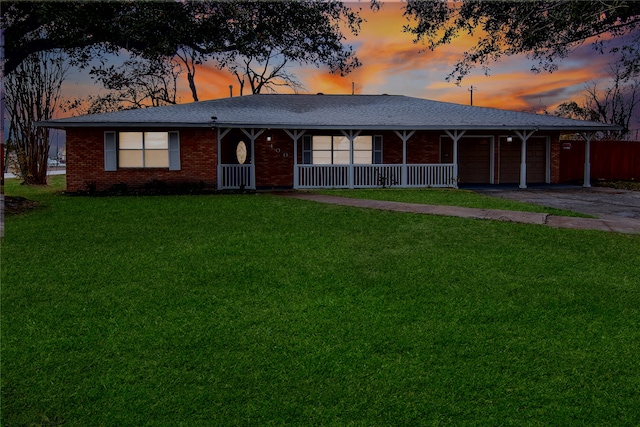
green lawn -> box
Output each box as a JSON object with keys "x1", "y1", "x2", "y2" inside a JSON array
[{"x1": 2, "y1": 177, "x2": 639, "y2": 426}]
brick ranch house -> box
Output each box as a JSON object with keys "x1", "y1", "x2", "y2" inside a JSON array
[{"x1": 39, "y1": 94, "x2": 617, "y2": 192}]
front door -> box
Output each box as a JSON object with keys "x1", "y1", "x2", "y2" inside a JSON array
[{"x1": 219, "y1": 131, "x2": 254, "y2": 189}]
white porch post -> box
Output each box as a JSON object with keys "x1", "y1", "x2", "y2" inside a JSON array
[
  {"x1": 545, "y1": 137, "x2": 552, "y2": 184},
  {"x1": 403, "y1": 136, "x2": 407, "y2": 187},
  {"x1": 240, "y1": 128, "x2": 265, "y2": 189},
  {"x1": 217, "y1": 127, "x2": 231, "y2": 190},
  {"x1": 514, "y1": 129, "x2": 536, "y2": 189},
  {"x1": 581, "y1": 132, "x2": 595, "y2": 188},
  {"x1": 394, "y1": 130, "x2": 415, "y2": 188},
  {"x1": 445, "y1": 130, "x2": 466, "y2": 189},
  {"x1": 520, "y1": 136, "x2": 527, "y2": 189},
  {"x1": 284, "y1": 129, "x2": 306, "y2": 189},
  {"x1": 216, "y1": 127, "x2": 221, "y2": 190},
  {"x1": 294, "y1": 133, "x2": 298, "y2": 189},
  {"x1": 341, "y1": 130, "x2": 361, "y2": 189},
  {"x1": 350, "y1": 133, "x2": 354, "y2": 189},
  {"x1": 453, "y1": 137, "x2": 459, "y2": 189}
]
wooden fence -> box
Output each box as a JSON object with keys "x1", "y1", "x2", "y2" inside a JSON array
[{"x1": 560, "y1": 140, "x2": 640, "y2": 183}]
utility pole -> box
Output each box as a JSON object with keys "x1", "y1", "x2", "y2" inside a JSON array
[{"x1": 469, "y1": 86, "x2": 476, "y2": 106}]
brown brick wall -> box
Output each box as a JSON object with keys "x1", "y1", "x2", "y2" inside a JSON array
[
  {"x1": 65, "y1": 128, "x2": 217, "y2": 192},
  {"x1": 65, "y1": 128, "x2": 562, "y2": 191},
  {"x1": 406, "y1": 132, "x2": 442, "y2": 164},
  {"x1": 255, "y1": 130, "x2": 295, "y2": 188}
]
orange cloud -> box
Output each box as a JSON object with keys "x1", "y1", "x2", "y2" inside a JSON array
[
  {"x1": 443, "y1": 65, "x2": 605, "y2": 111},
  {"x1": 175, "y1": 64, "x2": 237, "y2": 101},
  {"x1": 155, "y1": 0, "x2": 620, "y2": 117}
]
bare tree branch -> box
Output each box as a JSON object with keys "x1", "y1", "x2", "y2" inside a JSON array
[
  {"x1": 404, "y1": 1, "x2": 640, "y2": 84},
  {"x1": 556, "y1": 63, "x2": 640, "y2": 139},
  {"x1": 5, "y1": 51, "x2": 68, "y2": 184}
]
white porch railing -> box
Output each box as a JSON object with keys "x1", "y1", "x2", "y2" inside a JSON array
[
  {"x1": 297, "y1": 165, "x2": 349, "y2": 188},
  {"x1": 296, "y1": 164, "x2": 456, "y2": 189},
  {"x1": 407, "y1": 164, "x2": 456, "y2": 187},
  {"x1": 220, "y1": 164, "x2": 253, "y2": 189},
  {"x1": 354, "y1": 165, "x2": 403, "y2": 188}
]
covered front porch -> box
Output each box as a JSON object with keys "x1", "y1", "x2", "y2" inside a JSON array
[
  {"x1": 215, "y1": 127, "x2": 593, "y2": 191},
  {"x1": 217, "y1": 128, "x2": 463, "y2": 190}
]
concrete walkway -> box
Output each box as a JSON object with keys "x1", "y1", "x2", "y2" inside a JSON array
[{"x1": 278, "y1": 192, "x2": 640, "y2": 234}]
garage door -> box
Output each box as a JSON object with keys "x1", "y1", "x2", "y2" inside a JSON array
[
  {"x1": 499, "y1": 137, "x2": 547, "y2": 184},
  {"x1": 527, "y1": 139, "x2": 547, "y2": 183},
  {"x1": 458, "y1": 138, "x2": 491, "y2": 184}
]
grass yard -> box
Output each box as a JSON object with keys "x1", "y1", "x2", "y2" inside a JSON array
[{"x1": 2, "y1": 177, "x2": 640, "y2": 426}]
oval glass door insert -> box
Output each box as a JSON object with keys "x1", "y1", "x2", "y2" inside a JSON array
[{"x1": 236, "y1": 141, "x2": 247, "y2": 164}]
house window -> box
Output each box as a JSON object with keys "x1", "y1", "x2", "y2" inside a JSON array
[
  {"x1": 104, "y1": 131, "x2": 180, "y2": 171},
  {"x1": 302, "y1": 135, "x2": 382, "y2": 164},
  {"x1": 119, "y1": 132, "x2": 169, "y2": 168}
]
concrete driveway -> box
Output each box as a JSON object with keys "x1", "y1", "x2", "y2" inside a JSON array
[{"x1": 470, "y1": 185, "x2": 640, "y2": 220}]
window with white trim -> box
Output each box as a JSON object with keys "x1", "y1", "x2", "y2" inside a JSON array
[
  {"x1": 119, "y1": 132, "x2": 169, "y2": 168},
  {"x1": 302, "y1": 135, "x2": 382, "y2": 164},
  {"x1": 104, "y1": 131, "x2": 180, "y2": 171}
]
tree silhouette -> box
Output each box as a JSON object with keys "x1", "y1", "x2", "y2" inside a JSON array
[{"x1": 403, "y1": 1, "x2": 640, "y2": 84}]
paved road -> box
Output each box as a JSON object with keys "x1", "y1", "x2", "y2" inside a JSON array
[
  {"x1": 4, "y1": 169, "x2": 66, "y2": 179},
  {"x1": 470, "y1": 185, "x2": 640, "y2": 221}
]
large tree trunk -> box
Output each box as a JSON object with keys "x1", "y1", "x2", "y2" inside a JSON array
[{"x1": 187, "y1": 72, "x2": 199, "y2": 102}]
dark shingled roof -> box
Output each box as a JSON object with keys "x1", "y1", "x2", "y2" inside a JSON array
[{"x1": 39, "y1": 94, "x2": 619, "y2": 132}]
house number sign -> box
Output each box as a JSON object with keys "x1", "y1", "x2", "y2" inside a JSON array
[{"x1": 269, "y1": 143, "x2": 288, "y2": 158}]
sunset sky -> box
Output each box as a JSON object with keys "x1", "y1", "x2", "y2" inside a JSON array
[{"x1": 63, "y1": 2, "x2": 624, "y2": 115}]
